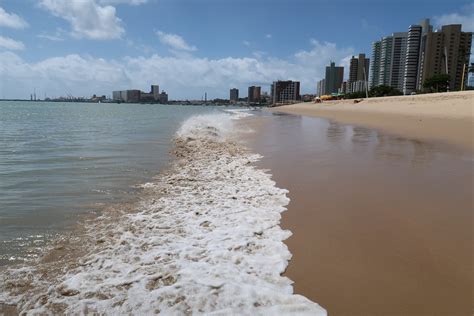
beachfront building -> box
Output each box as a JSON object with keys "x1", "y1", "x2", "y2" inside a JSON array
[
  {"x1": 369, "y1": 41, "x2": 381, "y2": 88},
  {"x1": 248, "y1": 86, "x2": 261, "y2": 103},
  {"x1": 316, "y1": 79, "x2": 326, "y2": 97},
  {"x1": 271, "y1": 80, "x2": 300, "y2": 104},
  {"x1": 403, "y1": 19, "x2": 432, "y2": 94},
  {"x1": 348, "y1": 53, "x2": 370, "y2": 93},
  {"x1": 402, "y1": 19, "x2": 472, "y2": 94},
  {"x1": 370, "y1": 32, "x2": 408, "y2": 92},
  {"x1": 419, "y1": 24, "x2": 472, "y2": 92},
  {"x1": 324, "y1": 62, "x2": 344, "y2": 94},
  {"x1": 229, "y1": 88, "x2": 239, "y2": 103}
]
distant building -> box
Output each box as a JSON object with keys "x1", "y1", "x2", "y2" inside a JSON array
[
  {"x1": 348, "y1": 53, "x2": 370, "y2": 93},
  {"x1": 230, "y1": 88, "x2": 239, "y2": 103},
  {"x1": 316, "y1": 79, "x2": 326, "y2": 97},
  {"x1": 271, "y1": 80, "x2": 300, "y2": 104},
  {"x1": 112, "y1": 84, "x2": 166, "y2": 103},
  {"x1": 248, "y1": 86, "x2": 261, "y2": 103},
  {"x1": 324, "y1": 62, "x2": 344, "y2": 94},
  {"x1": 159, "y1": 91, "x2": 168, "y2": 103},
  {"x1": 151, "y1": 85, "x2": 160, "y2": 101}
]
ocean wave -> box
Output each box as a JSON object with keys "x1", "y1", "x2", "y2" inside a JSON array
[{"x1": 0, "y1": 111, "x2": 325, "y2": 315}]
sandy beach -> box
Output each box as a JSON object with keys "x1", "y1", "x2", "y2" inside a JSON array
[
  {"x1": 271, "y1": 91, "x2": 474, "y2": 151},
  {"x1": 243, "y1": 93, "x2": 473, "y2": 315}
]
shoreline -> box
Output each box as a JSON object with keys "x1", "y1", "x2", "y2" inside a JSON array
[{"x1": 270, "y1": 91, "x2": 474, "y2": 151}]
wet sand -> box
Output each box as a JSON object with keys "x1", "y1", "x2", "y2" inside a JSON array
[
  {"x1": 243, "y1": 113, "x2": 473, "y2": 316},
  {"x1": 272, "y1": 91, "x2": 474, "y2": 151}
]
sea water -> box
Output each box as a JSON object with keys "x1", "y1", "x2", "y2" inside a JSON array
[{"x1": 0, "y1": 101, "x2": 215, "y2": 265}]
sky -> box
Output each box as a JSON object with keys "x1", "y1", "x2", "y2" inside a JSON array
[{"x1": 0, "y1": 0, "x2": 473, "y2": 100}]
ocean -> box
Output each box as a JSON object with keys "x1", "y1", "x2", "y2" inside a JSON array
[{"x1": 0, "y1": 101, "x2": 217, "y2": 265}]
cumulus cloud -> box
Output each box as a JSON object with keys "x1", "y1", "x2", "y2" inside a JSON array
[
  {"x1": 39, "y1": 0, "x2": 124, "y2": 40},
  {"x1": 433, "y1": 3, "x2": 474, "y2": 32},
  {"x1": 156, "y1": 31, "x2": 197, "y2": 52},
  {"x1": 0, "y1": 7, "x2": 28, "y2": 29},
  {"x1": 0, "y1": 36, "x2": 25, "y2": 50},
  {"x1": 0, "y1": 40, "x2": 352, "y2": 99}
]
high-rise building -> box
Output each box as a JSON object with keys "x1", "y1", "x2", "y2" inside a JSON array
[
  {"x1": 403, "y1": 20, "x2": 472, "y2": 93},
  {"x1": 248, "y1": 86, "x2": 261, "y2": 103},
  {"x1": 390, "y1": 32, "x2": 408, "y2": 91},
  {"x1": 316, "y1": 79, "x2": 326, "y2": 97},
  {"x1": 271, "y1": 80, "x2": 300, "y2": 104},
  {"x1": 348, "y1": 53, "x2": 370, "y2": 93},
  {"x1": 420, "y1": 24, "x2": 472, "y2": 91},
  {"x1": 403, "y1": 25, "x2": 423, "y2": 94},
  {"x1": 370, "y1": 32, "x2": 408, "y2": 92},
  {"x1": 403, "y1": 19, "x2": 432, "y2": 94},
  {"x1": 324, "y1": 62, "x2": 344, "y2": 94},
  {"x1": 379, "y1": 36, "x2": 394, "y2": 86},
  {"x1": 369, "y1": 41, "x2": 381, "y2": 88},
  {"x1": 230, "y1": 88, "x2": 239, "y2": 103}
]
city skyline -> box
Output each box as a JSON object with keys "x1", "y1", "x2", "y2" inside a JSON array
[{"x1": 0, "y1": 0, "x2": 473, "y2": 100}]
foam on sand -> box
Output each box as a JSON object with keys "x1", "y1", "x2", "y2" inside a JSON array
[{"x1": 0, "y1": 110, "x2": 326, "y2": 315}]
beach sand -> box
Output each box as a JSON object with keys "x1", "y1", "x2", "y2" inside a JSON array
[
  {"x1": 243, "y1": 94, "x2": 473, "y2": 315},
  {"x1": 271, "y1": 91, "x2": 474, "y2": 151}
]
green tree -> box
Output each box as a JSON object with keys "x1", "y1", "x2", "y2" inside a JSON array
[
  {"x1": 423, "y1": 74, "x2": 450, "y2": 92},
  {"x1": 344, "y1": 91, "x2": 366, "y2": 99},
  {"x1": 369, "y1": 85, "x2": 403, "y2": 97}
]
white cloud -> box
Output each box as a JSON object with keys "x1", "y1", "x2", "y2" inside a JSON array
[
  {"x1": 0, "y1": 36, "x2": 25, "y2": 50},
  {"x1": 37, "y1": 28, "x2": 66, "y2": 41},
  {"x1": 39, "y1": 0, "x2": 124, "y2": 40},
  {"x1": 156, "y1": 31, "x2": 197, "y2": 52},
  {"x1": 242, "y1": 40, "x2": 251, "y2": 47},
  {"x1": 0, "y1": 40, "x2": 352, "y2": 99},
  {"x1": 99, "y1": 0, "x2": 148, "y2": 5},
  {"x1": 0, "y1": 7, "x2": 28, "y2": 29},
  {"x1": 433, "y1": 3, "x2": 474, "y2": 32},
  {"x1": 265, "y1": 34, "x2": 272, "y2": 39}
]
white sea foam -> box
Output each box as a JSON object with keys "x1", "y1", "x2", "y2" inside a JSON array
[{"x1": 0, "y1": 111, "x2": 326, "y2": 315}]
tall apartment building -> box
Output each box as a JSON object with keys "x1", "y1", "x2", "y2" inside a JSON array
[
  {"x1": 420, "y1": 24, "x2": 472, "y2": 91},
  {"x1": 390, "y1": 32, "x2": 408, "y2": 91},
  {"x1": 403, "y1": 19, "x2": 432, "y2": 94},
  {"x1": 229, "y1": 88, "x2": 239, "y2": 103},
  {"x1": 348, "y1": 53, "x2": 370, "y2": 93},
  {"x1": 325, "y1": 62, "x2": 344, "y2": 94},
  {"x1": 378, "y1": 36, "x2": 394, "y2": 86},
  {"x1": 316, "y1": 79, "x2": 326, "y2": 97},
  {"x1": 369, "y1": 41, "x2": 381, "y2": 88},
  {"x1": 248, "y1": 86, "x2": 261, "y2": 103},
  {"x1": 403, "y1": 20, "x2": 472, "y2": 94},
  {"x1": 271, "y1": 80, "x2": 300, "y2": 104}
]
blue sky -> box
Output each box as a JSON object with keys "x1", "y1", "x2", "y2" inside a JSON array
[{"x1": 0, "y1": 0, "x2": 473, "y2": 99}]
